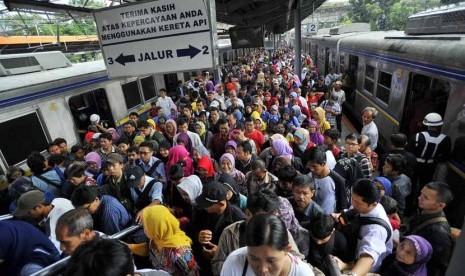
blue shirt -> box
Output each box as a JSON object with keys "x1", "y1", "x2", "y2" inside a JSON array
[
  {"x1": 95, "y1": 195, "x2": 133, "y2": 235},
  {"x1": 138, "y1": 156, "x2": 167, "y2": 184},
  {"x1": 130, "y1": 176, "x2": 163, "y2": 204},
  {"x1": 31, "y1": 168, "x2": 64, "y2": 197},
  {"x1": 0, "y1": 220, "x2": 59, "y2": 276}
]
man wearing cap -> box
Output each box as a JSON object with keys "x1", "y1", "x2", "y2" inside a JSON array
[
  {"x1": 271, "y1": 79, "x2": 284, "y2": 95},
  {"x1": 125, "y1": 165, "x2": 163, "y2": 221},
  {"x1": 100, "y1": 153, "x2": 134, "y2": 214},
  {"x1": 312, "y1": 75, "x2": 329, "y2": 94},
  {"x1": 189, "y1": 182, "x2": 246, "y2": 276},
  {"x1": 408, "y1": 113, "x2": 451, "y2": 187},
  {"x1": 13, "y1": 190, "x2": 74, "y2": 251}
]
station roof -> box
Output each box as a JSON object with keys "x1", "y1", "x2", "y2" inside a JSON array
[{"x1": 1, "y1": 0, "x2": 326, "y2": 33}]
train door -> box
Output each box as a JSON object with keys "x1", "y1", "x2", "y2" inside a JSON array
[
  {"x1": 68, "y1": 88, "x2": 115, "y2": 141},
  {"x1": 314, "y1": 44, "x2": 318, "y2": 69},
  {"x1": 401, "y1": 73, "x2": 451, "y2": 136},
  {"x1": 325, "y1": 47, "x2": 330, "y2": 75},
  {"x1": 344, "y1": 55, "x2": 359, "y2": 107},
  {"x1": 164, "y1": 73, "x2": 178, "y2": 95}
]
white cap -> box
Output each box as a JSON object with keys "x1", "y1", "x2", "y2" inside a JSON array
[
  {"x1": 92, "y1": 133, "x2": 102, "y2": 140},
  {"x1": 423, "y1": 113, "x2": 443, "y2": 126},
  {"x1": 90, "y1": 114, "x2": 100, "y2": 123}
]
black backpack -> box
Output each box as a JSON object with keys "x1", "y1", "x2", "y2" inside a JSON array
[{"x1": 337, "y1": 209, "x2": 392, "y2": 262}]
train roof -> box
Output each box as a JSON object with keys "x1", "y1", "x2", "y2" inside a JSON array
[
  {"x1": 338, "y1": 31, "x2": 465, "y2": 70},
  {"x1": 0, "y1": 60, "x2": 107, "y2": 94}
]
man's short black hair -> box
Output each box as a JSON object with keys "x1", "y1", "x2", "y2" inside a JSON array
[
  {"x1": 385, "y1": 154, "x2": 406, "y2": 173},
  {"x1": 53, "y1": 137, "x2": 67, "y2": 145},
  {"x1": 139, "y1": 141, "x2": 153, "y2": 151},
  {"x1": 292, "y1": 174, "x2": 316, "y2": 190},
  {"x1": 99, "y1": 132, "x2": 113, "y2": 141},
  {"x1": 425, "y1": 182, "x2": 453, "y2": 205},
  {"x1": 137, "y1": 121, "x2": 151, "y2": 129},
  {"x1": 169, "y1": 164, "x2": 184, "y2": 181},
  {"x1": 129, "y1": 112, "x2": 138, "y2": 117},
  {"x1": 390, "y1": 133, "x2": 408, "y2": 148},
  {"x1": 275, "y1": 165, "x2": 297, "y2": 182},
  {"x1": 246, "y1": 189, "x2": 280, "y2": 215},
  {"x1": 238, "y1": 140, "x2": 253, "y2": 154},
  {"x1": 352, "y1": 179, "x2": 381, "y2": 205},
  {"x1": 324, "y1": 128, "x2": 340, "y2": 141},
  {"x1": 307, "y1": 146, "x2": 327, "y2": 166},
  {"x1": 71, "y1": 186, "x2": 100, "y2": 207}
]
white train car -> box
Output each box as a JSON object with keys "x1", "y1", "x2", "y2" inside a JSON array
[
  {"x1": 303, "y1": 6, "x2": 465, "y2": 226},
  {"x1": 0, "y1": 41, "x2": 235, "y2": 173}
]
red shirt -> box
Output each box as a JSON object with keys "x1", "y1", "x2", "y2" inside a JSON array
[{"x1": 245, "y1": 130, "x2": 265, "y2": 153}]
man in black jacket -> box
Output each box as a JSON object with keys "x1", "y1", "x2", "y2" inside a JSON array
[
  {"x1": 189, "y1": 182, "x2": 246, "y2": 276},
  {"x1": 407, "y1": 181, "x2": 453, "y2": 276}
]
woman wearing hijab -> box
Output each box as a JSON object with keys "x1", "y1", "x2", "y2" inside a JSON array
[
  {"x1": 292, "y1": 105, "x2": 307, "y2": 125},
  {"x1": 84, "y1": 152, "x2": 101, "y2": 179},
  {"x1": 166, "y1": 145, "x2": 193, "y2": 179},
  {"x1": 176, "y1": 132, "x2": 193, "y2": 155},
  {"x1": 106, "y1": 128, "x2": 120, "y2": 142},
  {"x1": 215, "y1": 153, "x2": 245, "y2": 188},
  {"x1": 128, "y1": 205, "x2": 199, "y2": 275},
  {"x1": 194, "y1": 121, "x2": 212, "y2": 148},
  {"x1": 263, "y1": 92, "x2": 273, "y2": 111},
  {"x1": 374, "y1": 176, "x2": 392, "y2": 197},
  {"x1": 308, "y1": 120, "x2": 325, "y2": 146},
  {"x1": 378, "y1": 235, "x2": 432, "y2": 276},
  {"x1": 164, "y1": 119, "x2": 177, "y2": 144},
  {"x1": 271, "y1": 138, "x2": 303, "y2": 172},
  {"x1": 196, "y1": 156, "x2": 216, "y2": 184},
  {"x1": 313, "y1": 107, "x2": 331, "y2": 135},
  {"x1": 218, "y1": 173, "x2": 246, "y2": 211},
  {"x1": 177, "y1": 175, "x2": 203, "y2": 205},
  {"x1": 292, "y1": 128, "x2": 314, "y2": 168}
]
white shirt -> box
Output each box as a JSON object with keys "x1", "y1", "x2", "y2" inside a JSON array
[
  {"x1": 221, "y1": 247, "x2": 314, "y2": 276},
  {"x1": 225, "y1": 98, "x2": 244, "y2": 109},
  {"x1": 156, "y1": 96, "x2": 177, "y2": 116},
  {"x1": 357, "y1": 203, "x2": 393, "y2": 272},
  {"x1": 361, "y1": 121, "x2": 379, "y2": 150},
  {"x1": 47, "y1": 198, "x2": 75, "y2": 251}
]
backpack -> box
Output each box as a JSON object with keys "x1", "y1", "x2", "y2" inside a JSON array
[{"x1": 337, "y1": 209, "x2": 392, "y2": 262}]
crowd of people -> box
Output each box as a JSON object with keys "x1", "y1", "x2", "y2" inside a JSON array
[{"x1": 0, "y1": 48, "x2": 458, "y2": 276}]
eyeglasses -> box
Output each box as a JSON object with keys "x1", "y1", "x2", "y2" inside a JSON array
[
  {"x1": 139, "y1": 151, "x2": 151, "y2": 155},
  {"x1": 345, "y1": 142, "x2": 359, "y2": 147}
]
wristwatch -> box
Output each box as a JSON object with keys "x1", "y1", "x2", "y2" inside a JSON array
[{"x1": 346, "y1": 272, "x2": 357, "y2": 276}]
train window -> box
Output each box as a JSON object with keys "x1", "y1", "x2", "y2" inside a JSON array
[
  {"x1": 0, "y1": 112, "x2": 48, "y2": 166},
  {"x1": 140, "y1": 76, "x2": 156, "y2": 101},
  {"x1": 339, "y1": 53, "x2": 345, "y2": 72},
  {"x1": 122, "y1": 81, "x2": 142, "y2": 110},
  {"x1": 364, "y1": 65, "x2": 375, "y2": 94},
  {"x1": 377, "y1": 71, "x2": 392, "y2": 104}
]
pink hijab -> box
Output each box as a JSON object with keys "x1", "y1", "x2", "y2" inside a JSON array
[{"x1": 166, "y1": 145, "x2": 193, "y2": 178}]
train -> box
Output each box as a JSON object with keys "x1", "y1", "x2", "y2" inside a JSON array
[
  {"x1": 303, "y1": 6, "x2": 465, "y2": 226},
  {"x1": 0, "y1": 38, "x2": 247, "y2": 174}
]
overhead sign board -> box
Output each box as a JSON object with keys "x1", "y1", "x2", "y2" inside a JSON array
[{"x1": 93, "y1": 0, "x2": 214, "y2": 78}]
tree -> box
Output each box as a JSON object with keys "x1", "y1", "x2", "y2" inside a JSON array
[{"x1": 348, "y1": 0, "x2": 442, "y2": 31}]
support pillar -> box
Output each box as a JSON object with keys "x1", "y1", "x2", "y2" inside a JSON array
[{"x1": 294, "y1": 0, "x2": 302, "y2": 79}]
